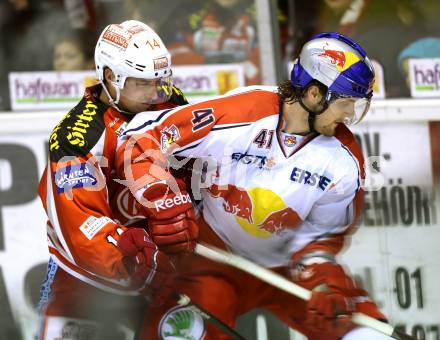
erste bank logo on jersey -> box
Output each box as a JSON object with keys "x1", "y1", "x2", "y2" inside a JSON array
[{"x1": 290, "y1": 167, "x2": 332, "y2": 191}]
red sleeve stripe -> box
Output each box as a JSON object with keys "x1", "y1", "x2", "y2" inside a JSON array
[
  {"x1": 335, "y1": 124, "x2": 365, "y2": 182},
  {"x1": 341, "y1": 144, "x2": 362, "y2": 190}
]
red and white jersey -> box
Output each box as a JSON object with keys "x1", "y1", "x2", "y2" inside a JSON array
[
  {"x1": 116, "y1": 86, "x2": 365, "y2": 268},
  {"x1": 38, "y1": 84, "x2": 188, "y2": 293}
]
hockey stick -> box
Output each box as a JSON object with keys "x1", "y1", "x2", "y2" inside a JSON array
[
  {"x1": 175, "y1": 293, "x2": 248, "y2": 340},
  {"x1": 195, "y1": 243, "x2": 416, "y2": 340}
]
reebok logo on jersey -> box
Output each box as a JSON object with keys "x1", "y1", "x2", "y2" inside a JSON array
[
  {"x1": 290, "y1": 167, "x2": 332, "y2": 191},
  {"x1": 154, "y1": 192, "x2": 191, "y2": 211}
]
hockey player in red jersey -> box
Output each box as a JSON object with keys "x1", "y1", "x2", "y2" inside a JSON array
[
  {"x1": 116, "y1": 32, "x2": 394, "y2": 339},
  {"x1": 37, "y1": 20, "x2": 198, "y2": 340}
]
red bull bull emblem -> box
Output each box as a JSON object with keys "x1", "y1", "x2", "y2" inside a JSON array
[
  {"x1": 319, "y1": 44, "x2": 361, "y2": 72},
  {"x1": 283, "y1": 135, "x2": 296, "y2": 147},
  {"x1": 319, "y1": 45, "x2": 346, "y2": 68},
  {"x1": 209, "y1": 184, "x2": 254, "y2": 223},
  {"x1": 257, "y1": 207, "x2": 300, "y2": 235},
  {"x1": 208, "y1": 185, "x2": 301, "y2": 238},
  {"x1": 160, "y1": 125, "x2": 180, "y2": 152}
]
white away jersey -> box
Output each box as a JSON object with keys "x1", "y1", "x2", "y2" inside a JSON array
[{"x1": 116, "y1": 86, "x2": 365, "y2": 267}]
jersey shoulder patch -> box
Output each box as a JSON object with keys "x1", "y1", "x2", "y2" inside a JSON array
[{"x1": 48, "y1": 97, "x2": 107, "y2": 162}]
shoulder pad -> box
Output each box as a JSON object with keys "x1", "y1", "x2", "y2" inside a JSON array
[{"x1": 48, "y1": 97, "x2": 107, "y2": 162}]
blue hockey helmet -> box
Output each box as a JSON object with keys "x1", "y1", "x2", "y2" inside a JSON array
[{"x1": 290, "y1": 32, "x2": 375, "y2": 124}]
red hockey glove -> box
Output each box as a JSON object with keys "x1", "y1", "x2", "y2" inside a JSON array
[
  {"x1": 305, "y1": 289, "x2": 354, "y2": 337},
  {"x1": 140, "y1": 179, "x2": 199, "y2": 254},
  {"x1": 291, "y1": 261, "x2": 367, "y2": 337},
  {"x1": 116, "y1": 228, "x2": 176, "y2": 302},
  {"x1": 149, "y1": 209, "x2": 198, "y2": 254}
]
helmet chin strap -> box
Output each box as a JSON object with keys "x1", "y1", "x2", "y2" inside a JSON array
[
  {"x1": 297, "y1": 97, "x2": 328, "y2": 134},
  {"x1": 101, "y1": 81, "x2": 126, "y2": 113}
]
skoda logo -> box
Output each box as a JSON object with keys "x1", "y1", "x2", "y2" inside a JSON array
[{"x1": 159, "y1": 306, "x2": 205, "y2": 340}]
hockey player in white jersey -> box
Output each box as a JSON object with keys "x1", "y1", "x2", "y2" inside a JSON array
[{"x1": 114, "y1": 32, "x2": 392, "y2": 339}]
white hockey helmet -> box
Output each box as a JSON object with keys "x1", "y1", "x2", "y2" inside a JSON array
[{"x1": 95, "y1": 20, "x2": 173, "y2": 105}]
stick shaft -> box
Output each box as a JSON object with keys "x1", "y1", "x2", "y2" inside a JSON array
[
  {"x1": 195, "y1": 243, "x2": 398, "y2": 338},
  {"x1": 177, "y1": 294, "x2": 247, "y2": 340},
  {"x1": 195, "y1": 243, "x2": 311, "y2": 300}
]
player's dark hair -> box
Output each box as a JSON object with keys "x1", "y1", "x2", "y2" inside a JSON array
[{"x1": 277, "y1": 79, "x2": 328, "y2": 104}]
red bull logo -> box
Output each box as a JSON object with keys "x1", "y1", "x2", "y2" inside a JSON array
[
  {"x1": 209, "y1": 184, "x2": 253, "y2": 223},
  {"x1": 208, "y1": 185, "x2": 301, "y2": 238},
  {"x1": 283, "y1": 135, "x2": 296, "y2": 147},
  {"x1": 319, "y1": 44, "x2": 361, "y2": 72},
  {"x1": 258, "y1": 207, "x2": 300, "y2": 234},
  {"x1": 320, "y1": 46, "x2": 346, "y2": 68}
]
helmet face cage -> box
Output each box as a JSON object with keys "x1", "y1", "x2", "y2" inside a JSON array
[
  {"x1": 94, "y1": 20, "x2": 173, "y2": 105},
  {"x1": 121, "y1": 74, "x2": 174, "y2": 105},
  {"x1": 326, "y1": 91, "x2": 371, "y2": 125},
  {"x1": 290, "y1": 32, "x2": 375, "y2": 123}
]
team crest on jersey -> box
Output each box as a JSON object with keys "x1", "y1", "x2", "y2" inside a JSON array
[
  {"x1": 159, "y1": 306, "x2": 205, "y2": 340},
  {"x1": 284, "y1": 135, "x2": 297, "y2": 147},
  {"x1": 54, "y1": 163, "x2": 97, "y2": 193},
  {"x1": 160, "y1": 125, "x2": 180, "y2": 152}
]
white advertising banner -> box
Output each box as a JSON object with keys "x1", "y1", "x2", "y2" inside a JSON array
[
  {"x1": 8, "y1": 71, "x2": 97, "y2": 111},
  {"x1": 8, "y1": 64, "x2": 246, "y2": 112},
  {"x1": 0, "y1": 111, "x2": 438, "y2": 339},
  {"x1": 173, "y1": 64, "x2": 245, "y2": 102},
  {"x1": 409, "y1": 58, "x2": 440, "y2": 98}
]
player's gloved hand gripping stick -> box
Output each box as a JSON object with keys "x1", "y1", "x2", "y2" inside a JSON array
[{"x1": 195, "y1": 243, "x2": 416, "y2": 340}]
